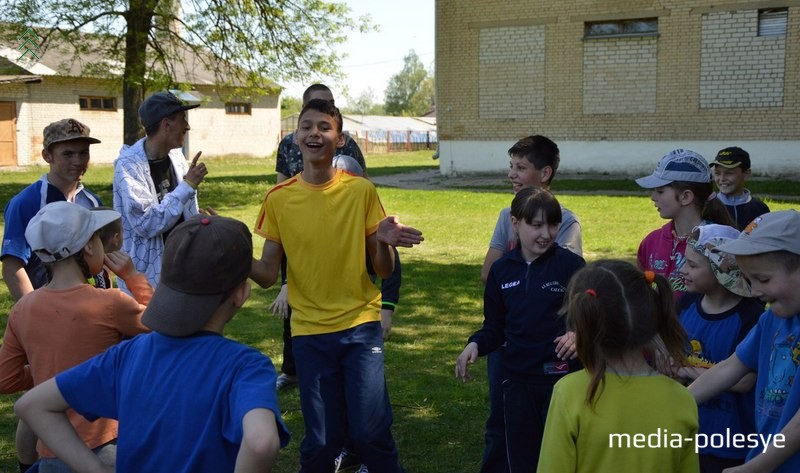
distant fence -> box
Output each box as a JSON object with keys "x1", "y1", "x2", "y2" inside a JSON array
[{"x1": 281, "y1": 129, "x2": 438, "y2": 154}]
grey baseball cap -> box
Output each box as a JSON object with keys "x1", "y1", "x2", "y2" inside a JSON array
[
  {"x1": 717, "y1": 210, "x2": 800, "y2": 256},
  {"x1": 636, "y1": 149, "x2": 711, "y2": 188}
]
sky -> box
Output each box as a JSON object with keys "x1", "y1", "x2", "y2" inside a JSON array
[{"x1": 282, "y1": 0, "x2": 435, "y2": 107}]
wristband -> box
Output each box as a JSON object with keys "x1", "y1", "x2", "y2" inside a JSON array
[{"x1": 185, "y1": 179, "x2": 197, "y2": 190}]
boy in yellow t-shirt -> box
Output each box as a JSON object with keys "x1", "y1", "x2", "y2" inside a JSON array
[{"x1": 251, "y1": 99, "x2": 422, "y2": 471}]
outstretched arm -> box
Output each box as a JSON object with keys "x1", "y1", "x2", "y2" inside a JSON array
[
  {"x1": 15, "y1": 379, "x2": 111, "y2": 473},
  {"x1": 368, "y1": 216, "x2": 423, "y2": 279},
  {"x1": 688, "y1": 354, "x2": 750, "y2": 404}
]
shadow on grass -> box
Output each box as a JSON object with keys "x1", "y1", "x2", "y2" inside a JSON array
[{"x1": 216, "y1": 259, "x2": 488, "y2": 473}]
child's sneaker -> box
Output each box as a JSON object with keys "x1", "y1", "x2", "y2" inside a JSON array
[
  {"x1": 275, "y1": 374, "x2": 297, "y2": 390},
  {"x1": 334, "y1": 449, "x2": 363, "y2": 472}
]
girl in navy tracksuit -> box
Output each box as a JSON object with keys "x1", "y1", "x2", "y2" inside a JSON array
[{"x1": 456, "y1": 186, "x2": 585, "y2": 472}]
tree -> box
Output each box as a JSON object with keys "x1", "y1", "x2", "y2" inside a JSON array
[
  {"x1": 384, "y1": 50, "x2": 435, "y2": 116},
  {"x1": 281, "y1": 96, "x2": 303, "y2": 118},
  {"x1": 342, "y1": 87, "x2": 384, "y2": 115},
  {"x1": 2, "y1": 0, "x2": 369, "y2": 144}
]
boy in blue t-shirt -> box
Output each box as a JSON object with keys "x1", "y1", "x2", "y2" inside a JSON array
[
  {"x1": 690, "y1": 211, "x2": 800, "y2": 473},
  {"x1": 15, "y1": 215, "x2": 290, "y2": 473},
  {"x1": 677, "y1": 224, "x2": 762, "y2": 472},
  {"x1": 1, "y1": 118, "x2": 102, "y2": 303}
]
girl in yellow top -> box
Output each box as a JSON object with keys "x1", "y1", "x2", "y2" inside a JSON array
[{"x1": 538, "y1": 260, "x2": 699, "y2": 473}]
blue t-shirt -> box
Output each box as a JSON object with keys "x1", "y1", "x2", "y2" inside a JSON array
[
  {"x1": 736, "y1": 309, "x2": 800, "y2": 471},
  {"x1": 679, "y1": 293, "x2": 761, "y2": 459},
  {"x1": 1, "y1": 175, "x2": 101, "y2": 288},
  {"x1": 57, "y1": 332, "x2": 290, "y2": 473}
]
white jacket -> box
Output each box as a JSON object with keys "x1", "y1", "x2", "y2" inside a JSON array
[{"x1": 113, "y1": 138, "x2": 198, "y2": 291}]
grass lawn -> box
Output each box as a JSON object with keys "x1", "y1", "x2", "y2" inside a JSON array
[{"x1": 0, "y1": 151, "x2": 796, "y2": 471}]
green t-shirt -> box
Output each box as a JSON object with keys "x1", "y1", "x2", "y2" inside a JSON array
[{"x1": 539, "y1": 369, "x2": 699, "y2": 473}]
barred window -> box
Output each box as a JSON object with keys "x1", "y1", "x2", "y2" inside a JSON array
[{"x1": 225, "y1": 102, "x2": 252, "y2": 115}]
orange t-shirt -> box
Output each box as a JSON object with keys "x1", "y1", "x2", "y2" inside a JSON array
[{"x1": 0, "y1": 277, "x2": 151, "y2": 457}]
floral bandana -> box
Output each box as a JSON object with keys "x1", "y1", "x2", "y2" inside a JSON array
[{"x1": 689, "y1": 224, "x2": 751, "y2": 297}]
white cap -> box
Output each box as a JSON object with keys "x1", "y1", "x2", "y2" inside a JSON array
[
  {"x1": 25, "y1": 202, "x2": 120, "y2": 263},
  {"x1": 636, "y1": 149, "x2": 711, "y2": 188}
]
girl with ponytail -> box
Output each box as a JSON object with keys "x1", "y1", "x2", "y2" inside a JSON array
[{"x1": 538, "y1": 260, "x2": 700, "y2": 473}]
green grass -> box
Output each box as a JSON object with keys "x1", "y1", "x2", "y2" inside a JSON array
[
  {"x1": 0, "y1": 152, "x2": 796, "y2": 471},
  {"x1": 458, "y1": 177, "x2": 800, "y2": 198}
]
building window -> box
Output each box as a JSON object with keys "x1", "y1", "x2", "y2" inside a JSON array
[
  {"x1": 225, "y1": 102, "x2": 251, "y2": 115},
  {"x1": 79, "y1": 96, "x2": 117, "y2": 111},
  {"x1": 585, "y1": 18, "x2": 658, "y2": 38},
  {"x1": 759, "y1": 9, "x2": 788, "y2": 36}
]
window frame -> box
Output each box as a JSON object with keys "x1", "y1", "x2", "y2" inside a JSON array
[
  {"x1": 225, "y1": 102, "x2": 252, "y2": 115},
  {"x1": 758, "y1": 8, "x2": 788, "y2": 37},
  {"x1": 584, "y1": 18, "x2": 659, "y2": 39},
  {"x1": 78, "y1": 95, "x2": 117, "y2": 112}
]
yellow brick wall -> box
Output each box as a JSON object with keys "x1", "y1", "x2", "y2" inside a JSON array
[{"x1": 436, "y1": 0, "x2": 800, "y2": 142}]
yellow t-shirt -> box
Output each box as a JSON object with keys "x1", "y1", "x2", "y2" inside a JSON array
[{"x1": 255, "y1": 170, "x2": 385, "y2": 335}]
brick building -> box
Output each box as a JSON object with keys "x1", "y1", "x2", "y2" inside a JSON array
[
  {"x1": 435, "y1": 1, "x2": 799, "y2": 176},
  {"x1": 0, "y1": 37, "x2": 281, "y2": 167}
]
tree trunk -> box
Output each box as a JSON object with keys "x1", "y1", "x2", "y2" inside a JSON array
[{"x1": 123, "y1": 1, "x2": 157, "y2": 145}]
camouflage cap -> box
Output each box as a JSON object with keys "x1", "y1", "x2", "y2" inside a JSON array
[{"x1": 43, "y1": 119, "x2": 101, "y2": 149}]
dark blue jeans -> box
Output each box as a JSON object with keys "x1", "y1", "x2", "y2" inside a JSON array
[
  {"x1": 502, "y1": 380, "x2": 554, "y2": 473},
  {"x1": 481, "y1": 349, "x2": 509, "y2": 473},
  {"x1": 293, "y1": 322, "x2": 405, "y2": 473},
  {"x1": 281, "y1": 307, "x2": 295, "y2": 376},
  {"x1": 699, "y1": 453, "x2": 744, "y2": 473}
]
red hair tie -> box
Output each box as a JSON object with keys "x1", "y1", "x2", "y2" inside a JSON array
[
  {"x1": 584, "y1": 289, "x2": 597, "y2": 297},
  {"x1": 644, "y1": 271, "x2": 656, "y2": 284}
]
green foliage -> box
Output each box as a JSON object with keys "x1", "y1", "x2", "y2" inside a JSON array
[
  {"x1": 0, "y1": 0, "x2": 371, "y2": 143},
  {"x1": 384, "y1": 50, "x2": 435, "y2": 116},
  {"x1": 341, "y1": 87, "x2": 385, "y2": 115},
  {"x1": 280, "y1": 96, "x2": 303, "y2": 118}
]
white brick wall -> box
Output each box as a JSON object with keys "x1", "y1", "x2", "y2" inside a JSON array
[
  {"x1": 700, "y1": 10, "x2": 786, "y2": 108},
  {"x1": 479, "y1": 26, "x2": 546, "y2": 119},
  {"x1": 583, "y1": 36, "x2": 657, "y2": 114},
  {"x1": 189, "y1": 86, "x2": 281, "y2": 158}
]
